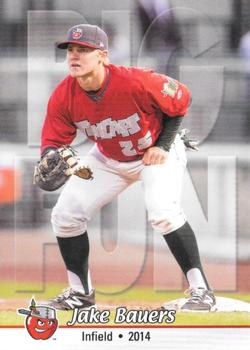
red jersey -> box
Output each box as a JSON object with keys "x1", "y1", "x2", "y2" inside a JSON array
[{"x1": 41, "y1": 64, "x2": 190, "y2": 161}]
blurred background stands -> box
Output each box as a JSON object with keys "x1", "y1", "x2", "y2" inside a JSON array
[{"x1": 0, "y1": 1, "x2": 249, "y2": 287}]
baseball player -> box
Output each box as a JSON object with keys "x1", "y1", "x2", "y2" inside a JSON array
[{"x1": 34, "y1": 24, "x2": 216, "y2": 311}]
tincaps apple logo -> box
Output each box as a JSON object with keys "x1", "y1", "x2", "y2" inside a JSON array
[
  {"x1": 17, "y1": 298, "x2": 58, "y2": 340},
  {"x1": 72, "y1": 28, "x2": 83, "y2": 39}
]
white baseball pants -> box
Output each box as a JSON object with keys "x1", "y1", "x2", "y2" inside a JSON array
[{"x1": 51, "y1": 135, "x2": 187, "y2": 237}]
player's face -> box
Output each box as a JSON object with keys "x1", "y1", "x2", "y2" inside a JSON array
[{"x1": 67, "y1": 44, "x2": 104, "y2": 78}]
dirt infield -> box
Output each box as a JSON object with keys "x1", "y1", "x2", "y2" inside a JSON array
[{"x1": 1, "y1": 229, "x2": 250, "y2": 292}]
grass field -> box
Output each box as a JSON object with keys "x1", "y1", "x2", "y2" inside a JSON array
[{"x1": 1, "y1": 282, "x2": 250, "y2": 326}]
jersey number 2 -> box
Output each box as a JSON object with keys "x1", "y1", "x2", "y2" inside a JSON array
[{"x1": 119, "y1": 131, "x2": 152, "y2": 156}]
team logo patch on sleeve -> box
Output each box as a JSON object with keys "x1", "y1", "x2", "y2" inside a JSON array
[{"x1": 161, "y1": 79, "x2": 178, "y2": 98}]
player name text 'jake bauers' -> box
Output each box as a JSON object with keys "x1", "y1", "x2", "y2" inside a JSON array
[
  {"x1": 67, "y1": 307, "x2": 176, "y2": 325},
  {"x1": 75, "y1": 113, "x2": 141, "y2": 139}
]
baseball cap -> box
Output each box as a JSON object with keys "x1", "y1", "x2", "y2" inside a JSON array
[
  {"x1": 18, "y1": 305, "x2": 56, "y2": 319},
  {"x1": 57, "y1": 24, "x2": 108, "y2": 50}
]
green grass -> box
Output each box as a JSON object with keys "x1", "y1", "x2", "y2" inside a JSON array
[{"x1": 1, "y1": 282, "x2": 250, "y2": 326}]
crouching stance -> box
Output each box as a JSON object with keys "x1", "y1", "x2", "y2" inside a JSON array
[{"x1": 34, "y1": 24, "x2": 216, "y2": 312}]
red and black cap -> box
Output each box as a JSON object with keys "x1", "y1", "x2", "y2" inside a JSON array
[{"x1": 57, "y1": 24, "x2": 108, "y2": 50}]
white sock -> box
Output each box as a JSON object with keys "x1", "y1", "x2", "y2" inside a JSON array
[
  {"x1": 186, "y1": 268, "x2": 207, "y2": 289},
  {"x1": 67, "y1": 270, "x2": 92, "y2": 295}
]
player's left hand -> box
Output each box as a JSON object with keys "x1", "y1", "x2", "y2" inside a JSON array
[{"x1": 142, "y1": 146, "x2": 168, "y2": 165}]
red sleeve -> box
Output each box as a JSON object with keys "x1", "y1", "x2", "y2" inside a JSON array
[
  {"x1": 41, "y1": 89, "x2": 76, "y2": 155},
  {"x1": 141, "y1": 70, "x2": 191, "y2": 117}
]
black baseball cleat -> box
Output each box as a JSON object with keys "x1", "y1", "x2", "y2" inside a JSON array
[
  {"x1": 181, "y1": 287, "x2": 216, "y2": 312},
  {"x1": 46, "y1": 288, "x2": 96, "y2": 311}
]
